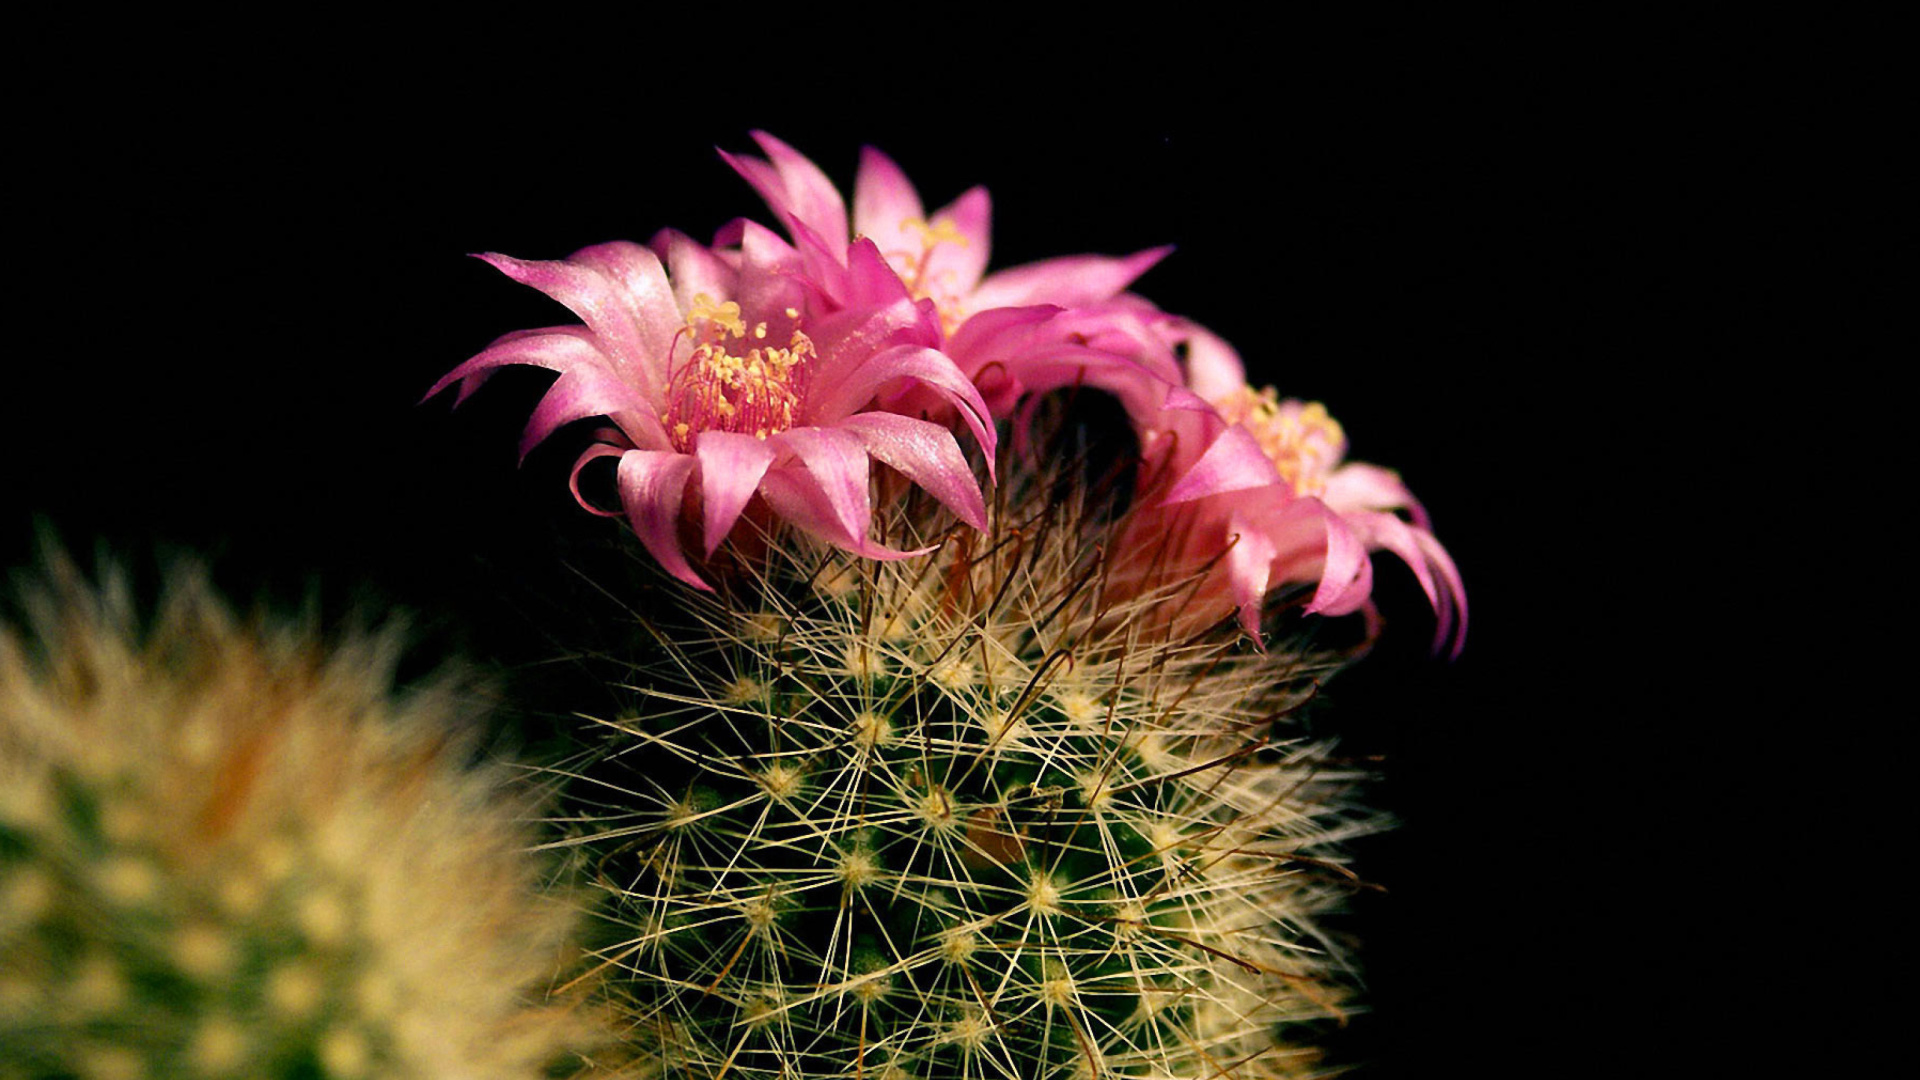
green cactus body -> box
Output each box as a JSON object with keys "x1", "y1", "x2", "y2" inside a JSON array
[
  {"x1": 0, "y1": 564, "x2": 607, "y2": 1080},
  {"x1": 583, "y1": 485, "x2": 1380, "y2": 1079}
]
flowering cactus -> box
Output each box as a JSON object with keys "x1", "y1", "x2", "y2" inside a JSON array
[
  {"x1": 562, "y1": 462, "x2": 1375, "y2": 1079},
  {"x1": 0, "y1": 560, "x2": 610, "y2": 1079},
  {"x1": 416, "y1": 133, "x2": 1466, "y2": 1079}
]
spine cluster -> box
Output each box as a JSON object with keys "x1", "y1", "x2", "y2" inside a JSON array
[{"x1": 570, "y1": 478, "x2": 1382, "y2": 1079}]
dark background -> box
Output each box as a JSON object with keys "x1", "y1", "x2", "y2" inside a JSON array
[{"x1": 6, "y1": 12, "x2": 1897, "y2": 1077}]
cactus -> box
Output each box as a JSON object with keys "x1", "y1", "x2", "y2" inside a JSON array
[
  {"x1": 0, "y1": 560, "x2": 612, "y2": 1079},
  {"x1": 567, "y1": 470, "x2": 1384, "y2": 1079}
]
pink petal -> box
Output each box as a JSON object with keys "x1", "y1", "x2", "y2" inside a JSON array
[
  {"x1": 424, "y1": 327, "x2": 602, "y2": 406},
  {"x1": 693, "y1": 431, "x2": 778, "y2": 557},
  {"x1": 1162, "y1": 425, "x2": 1283, "y2": 505},
  {"x1": 427, "y1": 329, "x2": 667, "y2": 452},
  {"x1": 1164, "y1": 318, "x2": 1247, "y2": 403},
  {"x1": 568, "y1": 443, "x2": 629, "y2": 518},
  {"x1": 735, "y1": 220, "x2": 817, "y2": 322},
  {"x1": 1345, "y1": 510, "x2": 1442, "y2": 615},
  {"x1": 648, "y1": 227, "x2": 737, "y2": 315},
  {"x1": 968, "y1": 246, "x2": 1173, "y2": 311},
  {"x1": 473, "y1": 247, "x2": 676, "y2": 409},
  {"x1": 1294, "y1": 502, "x2": 1372, "y2": 617},
  {"x1": 926, "y1": 186, "x2": 992, "y2": 296},
  {"x1": 767, "y1": 426, "x2": 871, "y2": 545},
  {"x1": 518, "y1": 364, "x2": 654, "y2": 462},
  {"x1": 844, "y1": 237, "x2": 916, "y2": 310},
  {"x1": 1324, "y1": 462, "x2": 1430, "y2": 528},
  {"x1": 613, "y1": 450, "x2": 708, "y2": 591},
  {"x1": 807, "y1": 296, "x2": 940, "y2": 376},
  {"x1": 838, "y1": 412, "x2": 989, "y2": 530},
  {"x1": 756, "y1": 463, "x2": 934, "y2": 561},
  {"x1": 852, "y1": 145, "x2": 924, "y2": 259},
  {"x1": 946, "y1": 304, "x2": 1063, "y2": 368},
  {"x1": 804, "y1": 345, "x2": 997, "y2": 477},
  {"x1": 1414, "y1": 528, "x2": 1469, "y2": 658},
  {"x1": 1225, "y1": 510, "x2": 1281, "y2": 641},
  {"x1": 748, "y1": 131, "x2": 850, "y2": 256}
]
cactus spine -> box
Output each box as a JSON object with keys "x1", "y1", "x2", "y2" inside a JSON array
[{"x1": 572, "y1": 476, "x2": 1382, "y2": 1079}]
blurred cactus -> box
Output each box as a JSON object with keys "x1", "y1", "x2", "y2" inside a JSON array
[
  {"x1": 569, "y1": 472, "x2": 1383, "y2": 1079},
  {"x1": 0, "y1": 558, "x2": 612, "y2": 1079}
]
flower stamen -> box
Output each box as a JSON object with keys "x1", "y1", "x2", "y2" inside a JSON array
[
  {"x1": 662, "y1": 294, "x2": 815, "y2": 452},
  {"x1": 894, "y1": 217, "x2": 969, "y2": 337}
]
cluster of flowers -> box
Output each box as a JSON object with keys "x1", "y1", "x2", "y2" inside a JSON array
[{"x1": 432, "y1": 132, "x2": 1464, "y2": 649}]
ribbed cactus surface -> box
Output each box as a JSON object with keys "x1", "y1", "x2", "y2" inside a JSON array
[{"x1": 576, "y1": 486, "x2": 1380, "y2": 1079}]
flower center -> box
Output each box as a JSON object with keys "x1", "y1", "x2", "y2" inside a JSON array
[
  {"x1": 890, "y1": 216, "x2": 968, "y2": 337},
  {"x1": 1216, "y1": 388, "x2": 1347, "y2": 497},
  {"x1": 662, "y1": 294, "x2": 815, "y2": 452}
]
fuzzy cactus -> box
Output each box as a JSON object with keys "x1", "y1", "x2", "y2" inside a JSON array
[
  {"x1": 0, "y1": 560, "x2": 613, "y2": 1079},
  {"x1": 565, "y1": 471, "x2": 1383, "y2": 1080}
]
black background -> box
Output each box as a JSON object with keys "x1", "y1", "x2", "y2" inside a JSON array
[{"x1": 6, "y1": 12, "x2": 1898, "y2": 1077}]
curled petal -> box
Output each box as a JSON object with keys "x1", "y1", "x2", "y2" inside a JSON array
[
  {"x1": 838, "y1": 412, "x2": 989, "y2": 530},
  {"x1": 1414, "y1": 528, "x2": 1469, "y2": 658},
  {"x1": 518, "y1": 364, "x2": 653, "y2": 462},
  {"x1": 1162, "y1": 426, "x2": 1282, "y2": 505},
  {"x1": 425, "y1": 327, "x2": 604, "y2": 406},
  {"x1": 1289, "y1": 501, "x2": 1372, "y2": 617},
  {"x1": 612, "y1": 450, "x2": 708, "y2": 591},
  {"x1": 968, "y1": 246, "x2": 1173, "y2": 311},
  {"x1": 756, "y1": 464, "x2": 934, "y2": 562},
  {"x1": 475, "y1": 245, "x2": 677, "y2": 409},
  {"x1": 427, "y1": 329, "x2": 666, "y2": 452},
  {"x1": 567, "y1": 443, "x2": 629, "y2": 518},
  {"x1": 694, "y1": 431, "x2": 778, "y2": 557},
  {"x1": 769, "y1": 427, "x2": 872, "y2": 546},
  {"x1": 1225, "y1": 510, "x2": 1280, "y2": 642},
  {"x1": 805, "y1": 345, "x2": 997, "y2": 479},
  {"x1": 1324, "y1": 462, "x2": 1430, "y2": 527}
]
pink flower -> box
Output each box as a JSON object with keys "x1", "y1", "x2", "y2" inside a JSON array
[
  {"x1": 719, "y1": 132, "x2": 1179, "y2": 416},
  {"x1": 1121, "y1": 321, "x2": 1467, "y2": 653},
  {"x1": 428, "y1": 238, "x2": 995, "y2": 590}
]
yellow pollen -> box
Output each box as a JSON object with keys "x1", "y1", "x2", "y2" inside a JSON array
[
  {"x1": 893, "y1": 216, "x2": 970, "y2": 335},
  {"x1": 688, "y1": 292, "x2": 745, "y2": 337},
  {"x1": 904, "y1": 215, "x2": 968, "y2": 250},
  {"x1": 665, "y1": 300, "x2": 814, "y2": 452}
]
